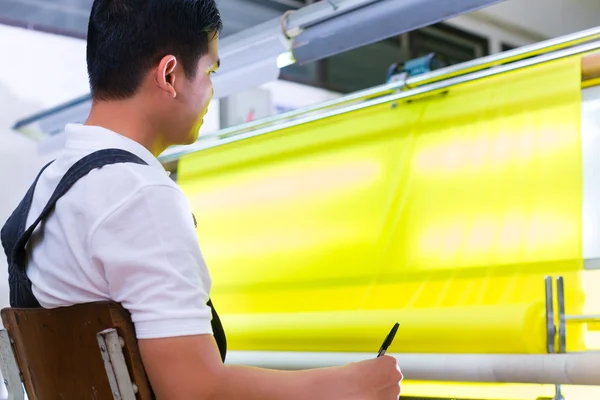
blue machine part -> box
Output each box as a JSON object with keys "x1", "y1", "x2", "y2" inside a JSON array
[{"x1": 387, "y1": 53, "x2": 447, "y2": 83}]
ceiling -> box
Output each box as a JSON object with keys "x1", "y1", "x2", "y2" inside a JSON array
[
  {"x1": 0, "y1": 0, "x2": 313, "y2": 39},
  {"x1": 4, "y1": 0, "x2": 598, "y2": 95}
]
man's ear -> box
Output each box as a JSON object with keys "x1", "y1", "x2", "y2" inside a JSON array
[{"x1": 155, "y1": 55, "x2": 178, "y2": 99}]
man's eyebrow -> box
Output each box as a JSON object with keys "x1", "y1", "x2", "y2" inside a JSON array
[{"x1": 214, "y1": 59, "x2": 220, "y2": 69}]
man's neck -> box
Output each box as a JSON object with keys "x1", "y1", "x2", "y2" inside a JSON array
[{"x1": 85, "y1": 99, "x2": 168, "y2": 157}]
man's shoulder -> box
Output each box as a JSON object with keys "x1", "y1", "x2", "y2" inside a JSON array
[
  {"x1": 77, "y1": 154, "x2": 177, "y2": 189},
  {"x1": 82, "y1": 161, "x2": 182, "y2": 207},
  {"x1": 47, "y1": 153, "x2": 184, "y2": 224},
  {"x1": 100, "y1": 160, "x2": 175, "y2": 186}
]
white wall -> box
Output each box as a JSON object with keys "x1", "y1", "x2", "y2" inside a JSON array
[
  {"x1": 582, "y1": 85, "x2": 600, "y2": 262},
  {"x1": 0, "y1": 25, "x2": 89, "y2": 114},
  {"x1": 446, "y1": 0, "x2": 600, "y2": 54},
  {"x1": 261, "y1": 80, "x2": 341, "y2": 114},
  {"x1": 446, "y1": 13, "x2": 538, "y2": 53},
  {"x1": 474, "y1": 0, "x2": 600, "y2": 40}
]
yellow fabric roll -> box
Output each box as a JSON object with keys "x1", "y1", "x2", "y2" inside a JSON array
[
  {"x1": 178, "y1": 56, "x2": 585, "y2": 354},
  {"x1": 221, "y1": 303, "x2": 548, "y2": 354}
]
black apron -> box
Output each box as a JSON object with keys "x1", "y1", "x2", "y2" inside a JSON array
[{"x1": 0, "y1": 148, "x2": 227, "y2": 361}]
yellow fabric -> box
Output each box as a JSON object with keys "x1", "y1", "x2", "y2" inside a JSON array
[{"x1": 178, "y1": 56, "x2": 585, "y2": 355}]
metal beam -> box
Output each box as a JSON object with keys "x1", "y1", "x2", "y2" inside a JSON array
[
  {"x1": 0, "y1": 15, "x2": 87, "y2": 40},
  {"x1": 291, "y1": 0, "x2": 507, "y2": 64},
  {"x1": 584, "y1": 257, "x2": 600, "y2": 270}
]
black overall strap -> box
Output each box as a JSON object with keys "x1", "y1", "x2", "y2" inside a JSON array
[
  {"x1": 11, "y1": 149, "x2": 149, "y2": 278},
  {"x1": 192, "y1": 212, "x2": 227, "y2": 361},
  {"x1": 1, "y1": 160, "x2": 54, "y2": 264},
  {"x1": 208, "y1": 298, "x2": 227, "y2": 361},
  {"x1": 2, "y1": 149, "x2": 148, "y2": 309}
]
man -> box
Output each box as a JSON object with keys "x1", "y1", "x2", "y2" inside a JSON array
[{"x1": 3, "y1": 0, "x2": 403, "y2": 398}]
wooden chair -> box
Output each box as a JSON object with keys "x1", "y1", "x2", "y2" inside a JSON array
[{"x1": 0, "y1": 302, "x2": 154, "y2": 400}]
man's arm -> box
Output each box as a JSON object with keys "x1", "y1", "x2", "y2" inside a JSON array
[
  {"x1": 139, "y1": 334, "x2": 352, "y2": 400},
  {"x1": 139, "y1": 334, "x2": 404, "y2": 400}
]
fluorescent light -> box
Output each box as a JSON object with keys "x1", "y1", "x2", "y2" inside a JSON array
[{"x1": 277, "y1": 52, "x2": 295, "y2": 69}]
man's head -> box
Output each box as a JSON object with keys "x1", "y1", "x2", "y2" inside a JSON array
[{"x1": 87, "y1": 0, "x2": 222, "y2": 147}]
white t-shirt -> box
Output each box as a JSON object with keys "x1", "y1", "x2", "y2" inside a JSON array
[{"x1": 24, "y1": 123, "x2": 214, "y2": 339}]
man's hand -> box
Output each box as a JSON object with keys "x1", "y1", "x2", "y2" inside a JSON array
[{"x1": 342, "y1": 356, "x2": 403, "y2": 400}]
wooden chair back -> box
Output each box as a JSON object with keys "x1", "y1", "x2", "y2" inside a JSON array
[{"x1": 0, "y1": 302, "x2": 154, "y2": 400}]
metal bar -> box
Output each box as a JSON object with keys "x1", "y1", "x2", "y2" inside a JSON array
[
  {"x1": 554, "y1": 277, "x2": 567, "y2": 400},
  {"x1": 0, "y1": 331, "x2": 24, "y2": 400},
  {"x1": 13, "y1": 94, "x2": 91, "y2": 131},
  {"x1": 226, "y1": 351, "x2": 600, "y2": 385},
  {"x1": 583, "y1": 257, "x2": 600, "y2": 270},
  {"x1": 556, "y1": 277, "x2": 566, "y2": 354},
  {"x1": 159, "y1": 39, "x2": 600, "y2": 163},
  {"x1": 554, "y1": 385, "x2": 566, "y2": 400},
  {"x1": 97, "y1": 330, "x2": 122, "y2": 400},
  {"x1": 97, "y1": 329, "x2": 136, "y2": 400},
  {"x1": 565, "y1": 314, "x2": 600, "y2": 323},
  {"x1": 545, "y1": 276, "x2": 556, "y2": 354}
]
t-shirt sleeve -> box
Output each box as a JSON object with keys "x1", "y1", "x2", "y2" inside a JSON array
[{"x1": 88, "y1": 183, "x2": 214, "y2": 339}]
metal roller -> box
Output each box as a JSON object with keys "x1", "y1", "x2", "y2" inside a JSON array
[{"x1": 226, "y1": 351, "x2": 600, "y2": 386}]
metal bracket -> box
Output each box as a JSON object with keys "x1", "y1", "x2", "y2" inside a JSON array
[
  {"x1": 544, "y1": 276, "x2": 567, "y2": 400},
  {"x1": 97, "y1": 329, "x2": 138, "y2": 400},
  {"x1": 565, "y1": 313, "x2": 600, "y2": 323},
  {"x1": 0, "y1": 330, "x2": 24, "y2": 400},
  {"x1": 544, "y1": 276, "x2": 568, "y2": 355},
  {"x1": 544, "y1": 276, "x2": 556, "y2": 354},
  {"x1": 556, "y1": 277, "x2": 566, "y2": 354}
]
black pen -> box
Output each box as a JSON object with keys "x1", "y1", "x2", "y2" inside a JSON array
[{"x1": 377, "y1": 322, "x2": 399, "y2": 357}]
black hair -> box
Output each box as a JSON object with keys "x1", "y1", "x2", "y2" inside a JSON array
[{"x1": 87, "y1": 0, "x2": 223, "y2": 101}]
